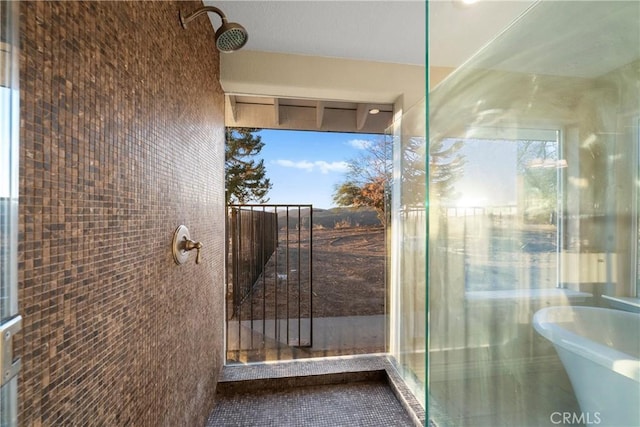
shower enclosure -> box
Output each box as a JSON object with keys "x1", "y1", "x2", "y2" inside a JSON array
[{"x1": 390, "y1": 1, "x2": 640, "y2": 425}]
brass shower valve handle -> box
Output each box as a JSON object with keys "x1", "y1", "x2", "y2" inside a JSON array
[
  {"x1": 184, "y1": 239, "x2": 203, "y2": 264},
  {"x1": 172, "y1": 225, "x2": 202, "y2": 265}
]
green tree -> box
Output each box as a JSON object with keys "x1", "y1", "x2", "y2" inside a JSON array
[
  {"x1": 225, "y1": 128, "x2": 272, "y2": 205},
  {"x1": 333, "y1": 134, "x2": 467, "y2": 223},
  {"x1": 332, "y1": 137, "x2": 392, "y2": 225}
]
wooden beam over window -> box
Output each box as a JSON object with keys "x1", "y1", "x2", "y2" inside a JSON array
[
  {"x1": 316, "y1": 101, "x2": 325, "y2": 128},
  {"x1": 274, "y1": 98, "x2": 280, "y2": 125},
  {"x1": 356, "y1": 103, "x2": 369, "y2": 131}
]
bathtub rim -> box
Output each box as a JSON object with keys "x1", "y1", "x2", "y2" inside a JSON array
[{"x1": 533, "y1": 306, "x2": 640, "y2": 382}]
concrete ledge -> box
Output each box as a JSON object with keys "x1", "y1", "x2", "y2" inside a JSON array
[{"x1": 217, "y1": 370, "x2": 386, "y2": 395}]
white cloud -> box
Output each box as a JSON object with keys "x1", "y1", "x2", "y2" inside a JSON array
[
  {"x1": 274, "y1": 159, "x2": 315, "y2": 172},
  {"x1": 315, "y1": 161, "x2": 349, "y2": 174},
  {"x1": 347, "y1": 139, "x2": 373, "y2": 150},
  {"x1": 274, "y1": 159, "x2": 349, "y2": 174}
]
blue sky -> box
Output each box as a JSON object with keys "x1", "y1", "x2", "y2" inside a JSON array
[{"x1": 257, "y1": 129, "x2": 380, "y2": 209}]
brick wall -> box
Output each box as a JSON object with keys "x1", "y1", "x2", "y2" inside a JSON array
[{"x1": 17, "y1": 1, "x2": 225, "y2": 425}]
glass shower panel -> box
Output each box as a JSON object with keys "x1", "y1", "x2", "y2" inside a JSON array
[
  {"x1": 429, "y1": 1, "x2": 639, "y2": 426},
  {"x1": 390, "y1": 97, "x2": 427, "y2": 407},
  {"x1": 637, "y1": 118, "x2": 640, "y2": 295}
]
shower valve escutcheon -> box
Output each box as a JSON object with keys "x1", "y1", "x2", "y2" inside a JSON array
[{"x1": 172, "y1": 225, "x2": 203, "y2": 265}]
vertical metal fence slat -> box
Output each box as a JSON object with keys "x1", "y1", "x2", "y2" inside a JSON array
[
  {"x1": 274, "y1": 206, "x2": 279, "y2": 343},
  {"x1": 238, "y1": 209, "x2": 242, "y2": 351},
  {"x1": 261, "y1": 206, "x2": 266, "y2": 346},
  {"x1": 249, "y1": 206, "x2": 255, "y2": 349},
  {"x1": 298, "y1": 207, "x2": 302, "y2": 346},
  {"x1": 226, "y1": 210, "x2": 231, "y2": 357},
  {"x1": 285, "y1": 206, "x2": 290, "y2": 345},
  {"x1": 309, "y1": 207, "x2": 313, "y2": 348}
]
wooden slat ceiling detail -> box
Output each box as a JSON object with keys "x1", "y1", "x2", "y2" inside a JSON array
[{"x1": 225, "y1": 95, "x2": 394, "y2": 134}]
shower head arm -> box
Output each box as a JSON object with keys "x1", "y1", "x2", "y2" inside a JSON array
[{"x1": 179, "y1": 6, "x2": 228, "y2": 29}]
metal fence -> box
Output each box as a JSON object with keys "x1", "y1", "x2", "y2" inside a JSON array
[
  {"x1": 227, "y1": 206, "x2": 278, "y2": 311},
  {"x1": 226, "y1": 204, "x2": 313, "y2": 362}
]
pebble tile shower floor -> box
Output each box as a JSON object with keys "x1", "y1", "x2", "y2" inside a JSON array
[{"x1": 206, "y1": 381, "x2": 414, "y2": 426}]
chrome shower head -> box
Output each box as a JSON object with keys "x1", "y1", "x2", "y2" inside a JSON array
[{"x1": 179, "y1": 6, "x2": 248, "y2": 53}]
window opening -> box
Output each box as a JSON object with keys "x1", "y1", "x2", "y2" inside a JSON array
[
  {"x1": 439, "y1": 132, "x2": 562, "y2": 293},
  {"x1": 225, "y1": 129, "x2": 390, "y2": 363}
]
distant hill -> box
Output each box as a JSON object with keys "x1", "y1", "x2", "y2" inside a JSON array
[{"x1": 277, "y1": 206, "x2": 381, "y2": 229}]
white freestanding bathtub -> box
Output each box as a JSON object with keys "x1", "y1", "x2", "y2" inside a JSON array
[{"x1": 533, "y1": 306, "x2": 640, "y2": 427}]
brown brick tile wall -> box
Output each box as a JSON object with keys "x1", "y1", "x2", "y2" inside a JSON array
[{"x1": 17, "y1": 1, "x2": 225, "y2": 425}]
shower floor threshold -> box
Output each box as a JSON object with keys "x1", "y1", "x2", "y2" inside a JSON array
[{"x1": 212, "y1": 355, "x2": 426, "y2": 426}]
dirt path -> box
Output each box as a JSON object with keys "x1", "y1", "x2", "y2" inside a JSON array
[
  {"x1": 312, "y1": 226, "x2": 386, "y2": 317},
  {"x1": 231, "y1": 226, "x2": 386, "y2": 320}
]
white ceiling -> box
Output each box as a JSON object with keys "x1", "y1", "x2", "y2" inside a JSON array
[
  {"x1": 205, "y1": 1, "x2": 639, "y2": 77},
  {"x1": 208, "y1": 0, "x2": 534, "y2": 68},
  {"x1": 210, "y1": 1, "x2": 425, "y2": 65}
]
